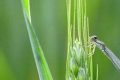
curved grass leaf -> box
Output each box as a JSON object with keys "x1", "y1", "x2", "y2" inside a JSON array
[{"x1": 21, "y1": 0, "x2": 53, "y2": 80}]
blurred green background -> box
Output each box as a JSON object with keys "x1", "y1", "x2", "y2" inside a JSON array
[{"x1": 0, "y1": 0, "x2": 120, "y2": 80}]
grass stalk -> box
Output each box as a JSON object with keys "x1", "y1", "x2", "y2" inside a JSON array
[{"x1": 66, "y1": 0, "x2": 97, "y2": 80}]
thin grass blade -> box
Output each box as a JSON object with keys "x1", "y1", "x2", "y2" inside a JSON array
[{"x1": 21, "y1": 0, "x2": 53, "y2": 80}]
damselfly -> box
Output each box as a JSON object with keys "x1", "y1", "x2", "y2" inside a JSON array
[{"x1": 90, "y1": 35, "x2": 120, "y2": 71}]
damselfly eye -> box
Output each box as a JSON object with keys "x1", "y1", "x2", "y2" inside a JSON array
[
  {"x1": 93, "y1": 36, "x2": 98, "y2": 39},
  {"x1": 90, "y1": 35, "x2": 98, "y2": 40}
]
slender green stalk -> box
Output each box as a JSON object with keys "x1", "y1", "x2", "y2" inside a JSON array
[
  {"x1": 66, "y1": 0, "x2": 97, "y2": 80},
  {"x1": 96, "y1": 64, "x2": 99, "y2": 80},
  {"x1": 21, "y1": 0, "x2": 53, "y2": 80}
]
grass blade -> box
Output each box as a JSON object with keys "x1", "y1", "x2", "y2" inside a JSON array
[{"x1": 21, "y1": 0, "x2": 53, "y2": 80}]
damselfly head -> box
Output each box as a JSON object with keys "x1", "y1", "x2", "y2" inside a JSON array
[{"x1": 90, "y1": 35, "x2": 98, "y2": 42}]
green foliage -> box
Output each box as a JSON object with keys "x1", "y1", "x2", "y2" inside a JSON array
[
  {"x1": 66, "y1": 0, "x2": 96, "y2": 80},
  {"x1": 21, "y1": 0, "x2": 53, "y2": 80},
  {"x1": 0, "y1": 51, "x2": 15, "y2": 80},
  {"x1": 0, "y1": 0, "x2": 120, "y2": 80}
]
